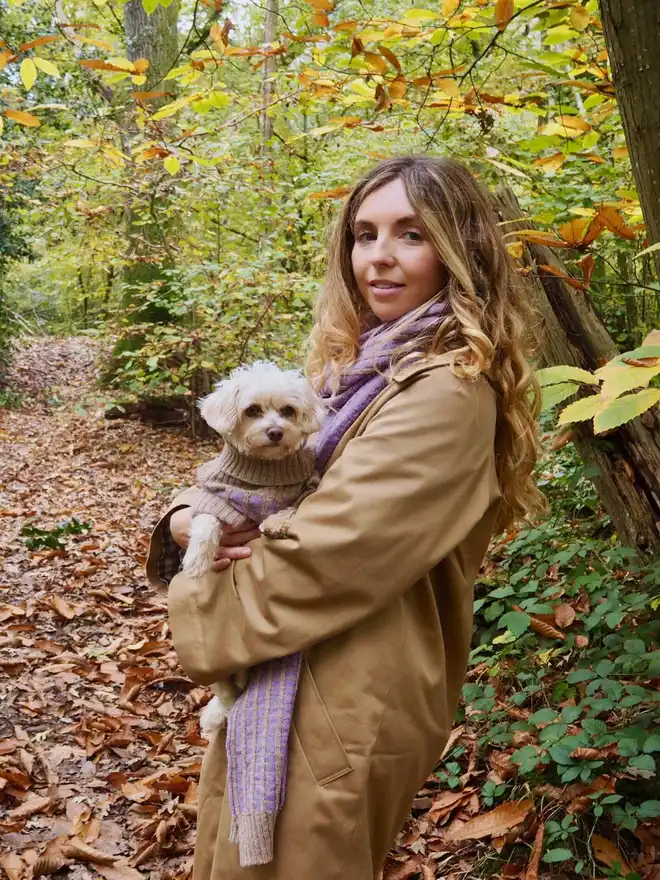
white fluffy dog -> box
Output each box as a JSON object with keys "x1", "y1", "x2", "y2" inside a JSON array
[{"x1": 182, "y1": 361, "x2": 324, "y2": 737}]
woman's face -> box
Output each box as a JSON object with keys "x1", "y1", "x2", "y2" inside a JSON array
[{"x1": 351, "y1": 177, "x2": 446, "y2": 322}]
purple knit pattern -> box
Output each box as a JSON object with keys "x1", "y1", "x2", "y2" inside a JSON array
[
  {"x1": 225, "y1": 299, "x2": 448, "y2": 867},
  {"x1": 316, "y1": 300, "x2": 449, "y2": 470}
]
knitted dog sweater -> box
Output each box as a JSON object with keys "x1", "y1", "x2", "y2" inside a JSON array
[{"x1": 191, "y1": 442, "x2": 316, "y2": 528}]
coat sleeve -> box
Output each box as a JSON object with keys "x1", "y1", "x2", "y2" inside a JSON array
[
  {"x1": 146, "y1": 487, "x2": 200, "y2": 591},
  {"x1": 168, "y1": 369, "x2": 499, "y2": 682}
]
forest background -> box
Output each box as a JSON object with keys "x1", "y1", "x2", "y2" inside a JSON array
[{"x1": 0, "y1": 1, "x2": 659, "y2": 879}]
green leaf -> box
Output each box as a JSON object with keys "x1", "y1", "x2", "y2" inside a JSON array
[
  {"x1": 638, "y1": 800, "x2": 660, "y2": 818},
  {"x1": 566, "y1": 668, "x2": 596, "y2": 683},
  {"x1": 536, "y1": 365, "x2": 598, "y2": 387},
  {"x1": 630, "y1": 754, "x2": 656, "y2": 772},
  {"x1": 543, "y1": 848, "x2": 573, "y2": 863},
  {"x1": 549, "y1": 745, "x2": 573, "y2": 765},
  {"x1": 498, "y1": 610, "x2": 531, "y2": 637},
  {"x1": 142, "y1": 0, "x2": 160, "y2": 12},
  {"x1": 594, "y1": 388, "x2": 660, "y2": 434},
  {"x1": 561, "y1": 706, "x2": 581, "y2": 723},
  {"x1": 643, "y1": 735, "x2": 660, "y2": 753},
  {"x1": 541, "y1": 381, "x2": 579, "y2": 411},
  {"x1": 400, "y1": 8, "x2": 439, "y2": 22},
  {"x1": 624, "y1": 639, "x2": 646, "y2": 655},
  {"x1": 529, "y1": 708, "x2": 558, "y2": 725},
  {"x1": 558, "y1": 393, "x2": 605, "y2": 426}
]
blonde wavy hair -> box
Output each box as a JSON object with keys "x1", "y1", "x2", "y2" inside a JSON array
[{"x1": 306, "y1": 155, "x2": 545, "y2": 529}]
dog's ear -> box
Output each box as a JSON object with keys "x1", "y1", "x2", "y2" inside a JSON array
[
  {"x1": 298, "y1": 384, "x2": 326, "y2": 434},
  {"x1": 199, "y1": 381, "x2": 240, "y2": 436}
]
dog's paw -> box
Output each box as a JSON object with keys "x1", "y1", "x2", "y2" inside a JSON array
[{"x1": 200, "y1": 696, "x2": 230, "y2": 739}]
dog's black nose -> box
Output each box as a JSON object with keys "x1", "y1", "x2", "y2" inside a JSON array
[{"x1": 267, "y1": 427, "x2": 283, "y2": 442}]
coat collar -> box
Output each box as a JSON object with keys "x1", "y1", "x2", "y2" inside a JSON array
[{"x1": 324, "y1": 352, "x2": 456, "y2": 472}]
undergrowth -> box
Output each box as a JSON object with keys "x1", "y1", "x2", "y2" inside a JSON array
[{"x1": 434, "y1": 425, "x2": 660, "y2": 878}]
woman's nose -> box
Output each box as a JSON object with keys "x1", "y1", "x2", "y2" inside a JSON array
[{"x1": 371, "y1": 236, "x2": 395, "y2": 265}]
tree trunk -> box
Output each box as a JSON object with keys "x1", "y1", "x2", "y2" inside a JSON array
[
  {"x1": 261, "y1": 0, "x2": 278, "y2": 150},
  {"x1": 109, "y1": 0, "x2": 181, "y2": 365},
  {"x1": 495, "y1": 186, "x2": 660, "y2": 555},
  {"x1": 600, "y1": 0, "x2": 660, "y2": 280}
]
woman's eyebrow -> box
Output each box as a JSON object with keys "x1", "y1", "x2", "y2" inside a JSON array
[{"x1": 354, "y1": 214, "x2": 420, "y2": 227}]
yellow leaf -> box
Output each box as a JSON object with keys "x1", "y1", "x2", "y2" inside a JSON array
[
  {"x1": 506, "y1": 241, "x2": 523, "y2": 259},
  {"x1": 533, "y1": 153, "x2": 566, "y2": 174},
  {"x1": 33, "y1": 57, "x2": 60, "y2": 78},
  {"x1": 400, "y1": 8, "x2": 438, "y2": 24},
  {"x1": 4, "y1": 108, "x2": 40, "y2": 127},
  {"x1": 595, "y1": 388, "x2": 660, "y2": 434},
  {"x1": 363, "y1": 52, "x2": 388, "y2": 74},
  {"x1": 599, "y1": 362, "x2": 660, "y2": 399},
  {"x1": 163, "y1": 155, "x2": 181, "y2": 175},
  {"x1": 131, "y1": 75, "x2": 147, "y2": 85},
  {"x1": 442, "y1": 0, "x2": 460, "y2": 16},
  {"x1": 75, "y1": 35, "x2": 114, "y2": 51},
  {"x1": 434, "y1": 78, "x2": 460, "y2": 100},
  {"x1": 20, "y1": 57, "x2": 37, "y2": 90},
  {"x1": 494, "y1": 0, "x2": 514, "y2": 31},
  {"x1": 558, "y1": 394, "x2": 605, "y2": 426},
  {"x1": 613, "y1": 146, "x2": 629, "y2": 160},
  {"x1": 133, "y1": 57, "x2": 150, "y2": 74},
  {"x1": 555, "y1": 114, "x2": 591, "y2": 132},
  {"x1": 569, "y1": 6, "x2": 590, "y2": 32},
  {"x1": 0, "y1": 117, "x2": 3, "y2": 137}
]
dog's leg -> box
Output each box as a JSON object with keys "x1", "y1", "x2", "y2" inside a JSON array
[
  {"x1": 182, "y1": 513, "x2": 221, "y2": 578},
  {"x1": 200, "y1": 680, "x2": 239, "y2": 739}
]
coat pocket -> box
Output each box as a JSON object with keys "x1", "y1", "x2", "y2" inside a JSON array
[{"x1": 294, "y1": 656, "x2": 353, "y2": 786}]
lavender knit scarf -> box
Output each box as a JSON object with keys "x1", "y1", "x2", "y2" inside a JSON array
[{"x1": 225, "y1": 299, "x2": 448, "y2": 867}]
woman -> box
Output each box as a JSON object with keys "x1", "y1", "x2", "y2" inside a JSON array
[{"x1": 147, "y1": 156, "x2": 543, "y2": 880}]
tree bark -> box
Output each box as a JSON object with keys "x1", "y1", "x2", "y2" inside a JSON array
[
  {"x1": 495, "y1": 186, "x2": 660, "y2": 554},
  {"x1": 261, "y1": 0, "x2": 278, "y2": 150},
  {"x1": 600, "y1": 0, "x2": 660, "y2": 279}
]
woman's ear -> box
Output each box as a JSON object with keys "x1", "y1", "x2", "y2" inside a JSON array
[
  {"x1": 199, "y1": 381, "x2": 240, "y2": 437},
  {"x1": 299, "y1": 386, "x2": 326, "y2": 434}
]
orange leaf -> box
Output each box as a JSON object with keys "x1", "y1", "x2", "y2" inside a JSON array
[
  {"x1": 131, "y1": 90, "x2": 171, "y2": 102},
  {"x1": 494, "y1": 0, "x2": 514, "y2": 31},
  {"x1": 308, "y1": 186, "x2": 351, "y2": 199},
  {"x1": 19, "y1": 35, "x2": 61, "y2": 50},
  {"x1": 513, "y1": 230, "x2": 572, "y2": 248},
  {"x1": 446, "y1": 799, "x2": 533, "y2": 841},
  {"x1": 513, "y1": 605, "x2": 566, "y2": 640},
  {"x1": 591, "y1": 835, "x2": 631, "y2": 875},
  {"x1": 581, "y1": 213, "x2": 606, "y2": 246},
  {"x1": 389, "y1": 77, "x2": 407, "y2": 99},
  {"x1": 133, "y1": 57, "x2": 149, "y2": 74},
  {"x1": 312, "y1": 11, "x2": 329, "y2": 26},
  {"x1": 333, "y1": 20, "x2": 357, "y2": 32},
  {"x1": 4, "y1": 109, "x2": 41, "y2": 127},
  {"x1": 555, "y1": 114, "x2": 591, "y2": 132},
  {"x1": 378, "y1": 44, "x2": 401, "y2": 71},
  {"x1": 533, "y1": 153, "x2": 566, "y2": 173},
  {"x1": 570, "y1": 747, "x2": 602, "y2": 760},
  {"x1": 578, "y1": 253, "x2": 595, "y2": 286},
  {"x1": 524, "y1": 822, "x2": 544, "y2": 880},
  {"x1": 78, "y1": 59, "x2": 133, "y2": 72},
  {"x1": 554, "y1": 603, "x2": 576, "y2": 628},
  {"x1": 0, "y1": 50, "x2": 16, "y2": 71},
  {"x1": 559, "y1": 217, "x2": 590, "y2": 246},
  {"x1": 306, "y1": 0, "x2": 333, "y2": 10},
  {"x1": 597, "y1": 205, "x2": 637, "y2": 241},
  {"x1": 224, "y1": 46, "x2": 261, "y2": 56}
]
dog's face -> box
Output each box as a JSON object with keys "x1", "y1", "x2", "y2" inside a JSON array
[{"x1": 200, "y1": 362, "x2": 325, "y2": 459}]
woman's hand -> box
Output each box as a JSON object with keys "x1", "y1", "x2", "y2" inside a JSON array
[{"x1": 169, "y1": 508, "x2": 260, "y2": 572}]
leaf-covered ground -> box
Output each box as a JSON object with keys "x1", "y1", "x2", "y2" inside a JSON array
[{"x1": 1, "y1": 338, "x2": 658, "y2": 880}]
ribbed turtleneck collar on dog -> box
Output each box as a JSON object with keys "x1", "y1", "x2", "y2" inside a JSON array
[{"x1": 210, "y1": 441, "x2": 316, "y2": 486}]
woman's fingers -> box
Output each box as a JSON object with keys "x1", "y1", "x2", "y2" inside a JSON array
[
  {"x1": 219, "y1": 525, "x2": 261, "y2": 546},
  {"x1": 212, "y1": 545, "x2": 252, "y2": 571}
]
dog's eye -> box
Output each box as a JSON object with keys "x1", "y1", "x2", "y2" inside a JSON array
[
  {"x1": 280, "y1": 405, "x2": 296, "y2": 419},
  {"x1": 245, "y1": 405, "x2": 263, "y2": 418}
]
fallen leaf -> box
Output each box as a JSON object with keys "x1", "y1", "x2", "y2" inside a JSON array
[
  {"x1": 0, "y1": 852, "x2": 26, "y2": 880},
  {"x1": 524, "y1": 821, "x2": 544, "y2": 880},
  {"x1": 554, "y1": 603, "x2": 576, "y2": 628},
  {"x1": 61, "y1": 838, "x2": 118, "y2": 866},
  {"x1": 445, "y1": 799, "x2": 533, "y2": 841},
  {"x1": 9, "y1": 795, "x2": 52, "y2": 818},
  {"x1": 591, "y1": 834, "x2": 631, "y2": 875}
]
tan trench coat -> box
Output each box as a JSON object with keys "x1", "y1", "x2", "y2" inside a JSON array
[{"x1": 147, "y1": 353, "x2": 501, "y2": 880}]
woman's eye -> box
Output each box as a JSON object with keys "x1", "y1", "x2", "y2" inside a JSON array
[
  {"x1": 356, "y1": 230, "x2": 376, "y2": 242},
  {"x1": 280, "y1": 406, "x2": 296, "y2": 419},
  {"x1": 245, "y1": 405, "x2": 263, "y2": 418},
  {"x1": 402, "y1": 230, "x2": 423, "y2": 241}
]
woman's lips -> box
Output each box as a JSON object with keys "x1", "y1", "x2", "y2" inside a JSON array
[{"x1": 368, "y1": 282, "x2": 405, "y2": 296}]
